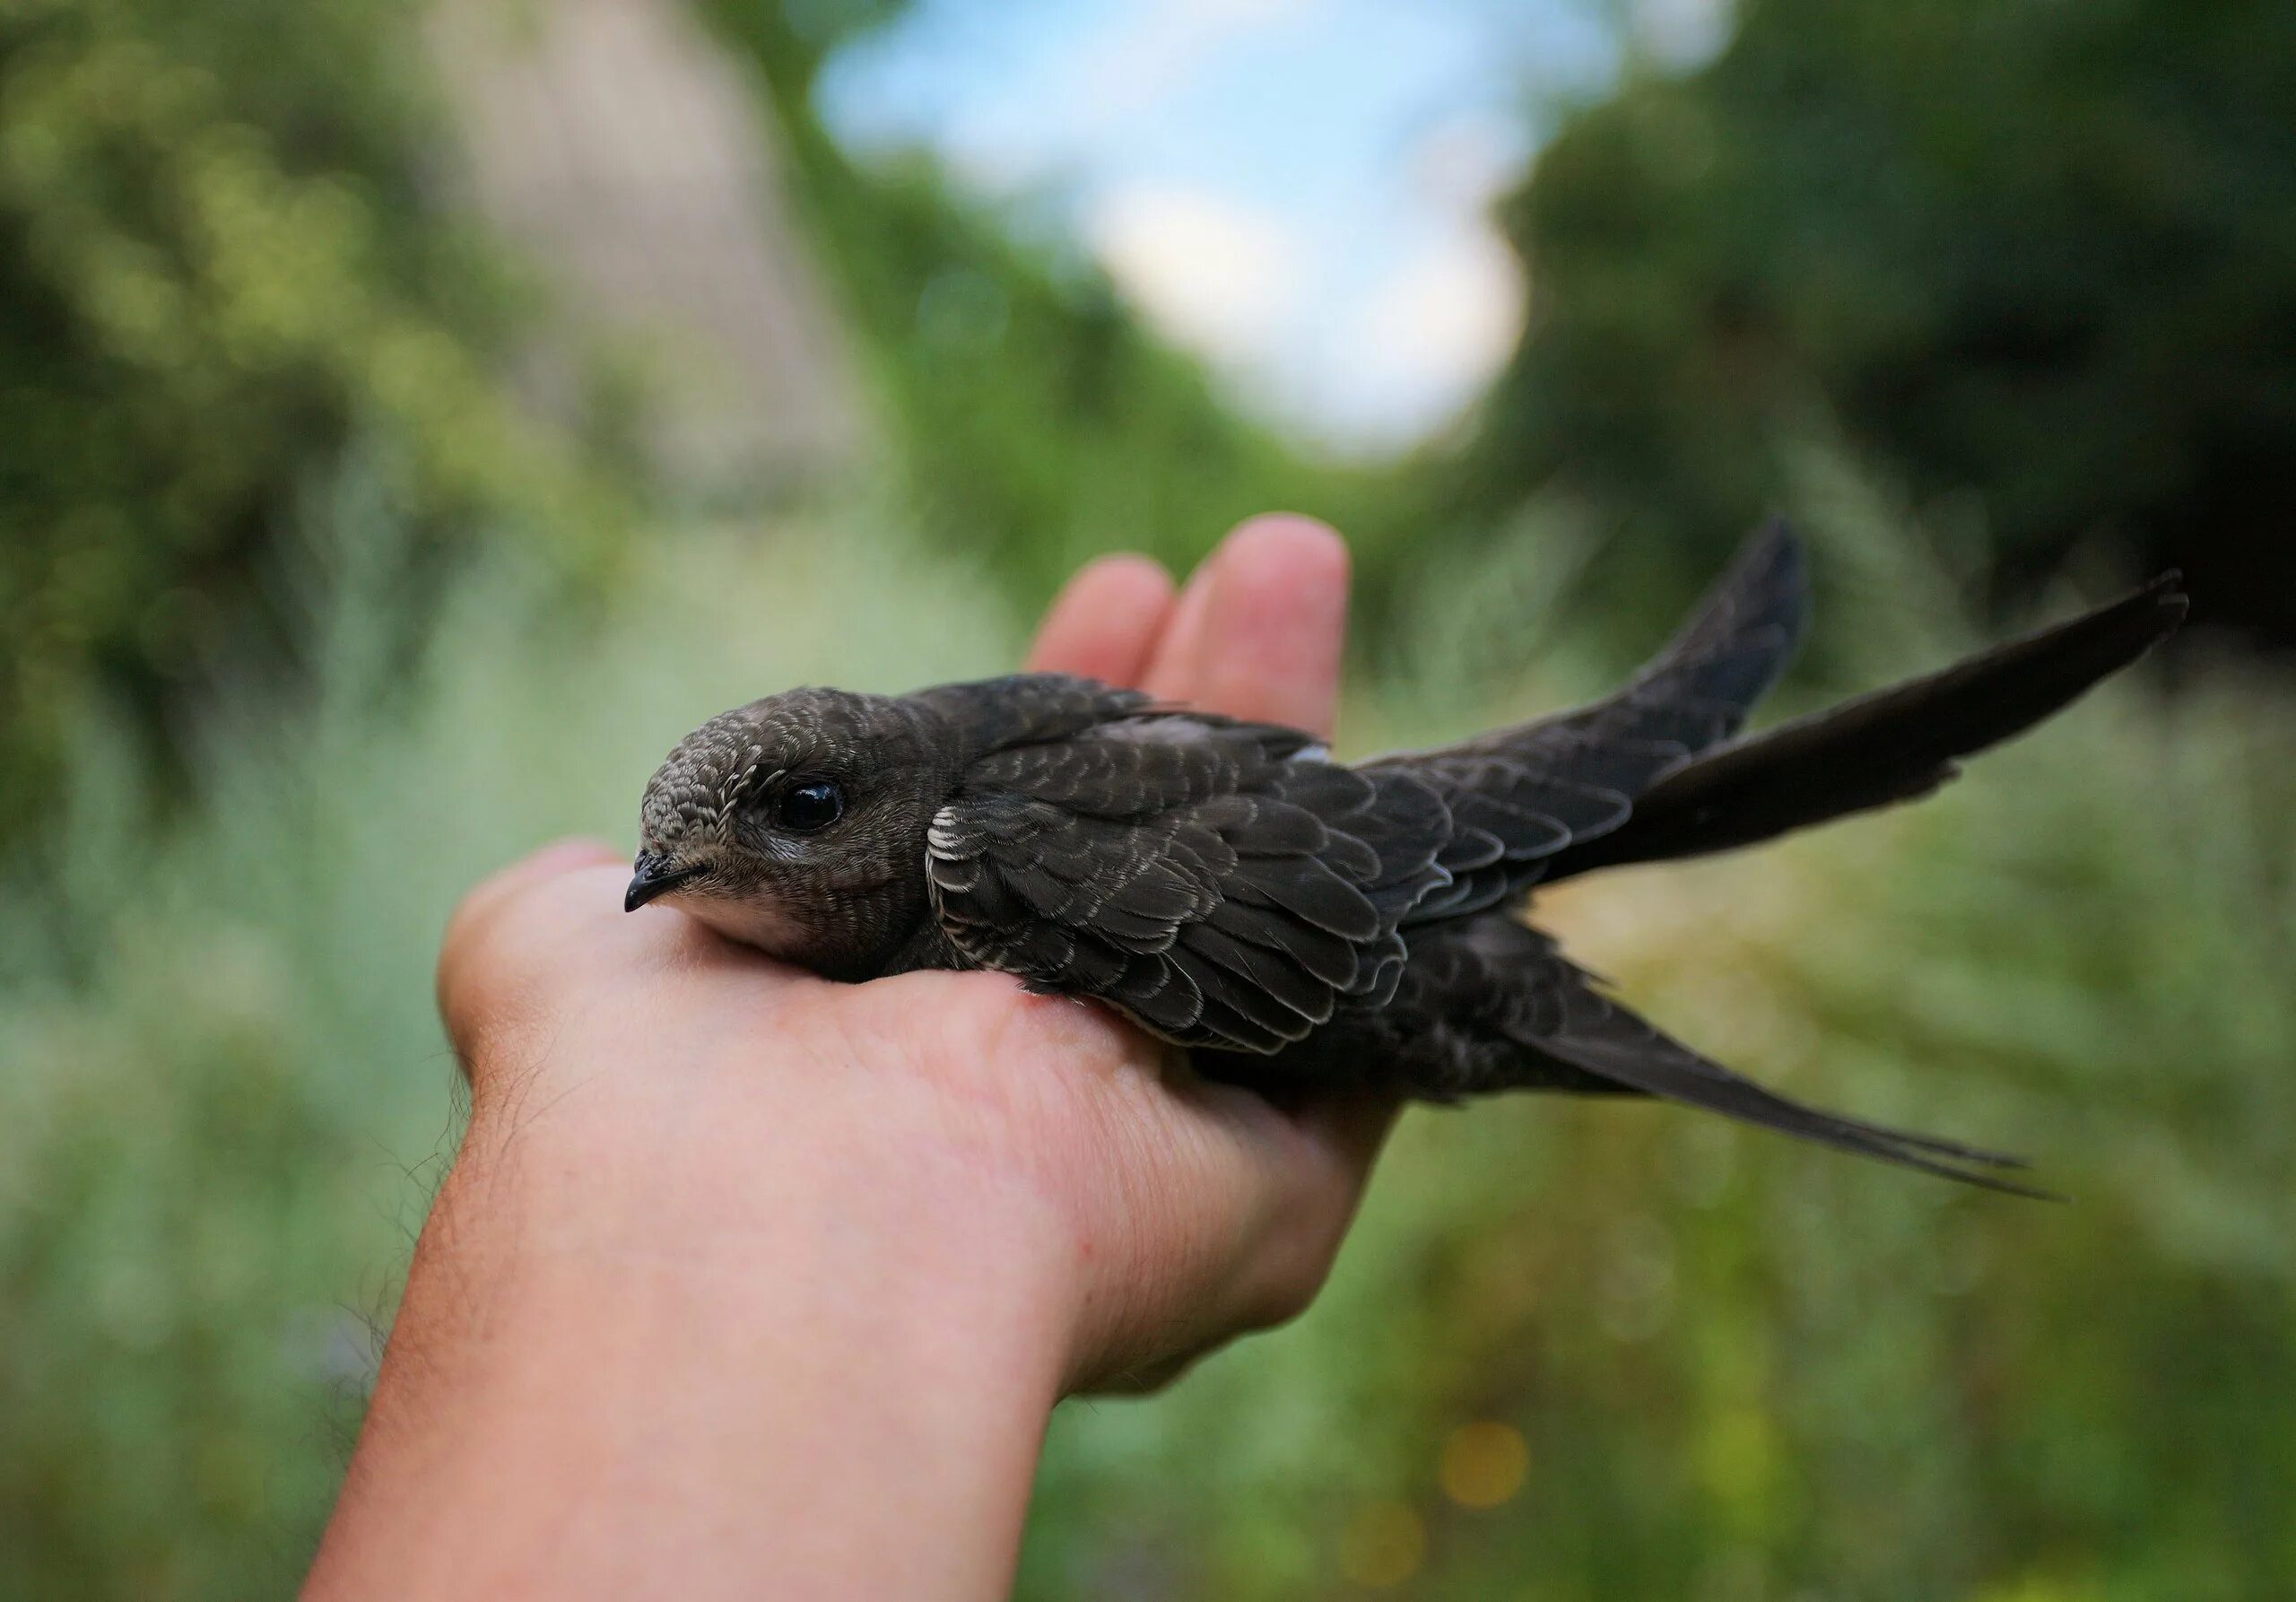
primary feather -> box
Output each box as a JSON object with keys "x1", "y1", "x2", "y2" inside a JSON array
[{"x1": 634, "y1": 524, "x2": 2186, "y2": 1193}]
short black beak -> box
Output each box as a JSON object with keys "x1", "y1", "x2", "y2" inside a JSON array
[{"x1": 625, "y1": 854, "x2": 706, "y2": 912}]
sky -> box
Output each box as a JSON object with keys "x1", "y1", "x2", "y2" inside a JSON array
[{"x1": 815, "y1": 0, "x2": 1717, "y2": 457}]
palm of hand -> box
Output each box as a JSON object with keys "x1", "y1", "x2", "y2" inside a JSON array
[{"x1": 439, "y1": 518, "x2": 1394, "y2": 1392}]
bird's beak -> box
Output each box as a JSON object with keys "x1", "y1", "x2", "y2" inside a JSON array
[{"x1": 625, "y1": 853, "x2": 707, "y2": 912}]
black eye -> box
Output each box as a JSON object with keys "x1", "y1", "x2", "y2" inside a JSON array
[{"x1": 773, "y1": 779, "x2": 845, "y2": 833}]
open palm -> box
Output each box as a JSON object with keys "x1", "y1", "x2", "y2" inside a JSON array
[{"x1": 435, "y1": 517, "x2": 1395, "y2": 1392}]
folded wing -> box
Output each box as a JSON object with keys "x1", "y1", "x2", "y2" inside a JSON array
[{"x1": 926, "y1": 717, "x2": 1452, "y2": 1052}]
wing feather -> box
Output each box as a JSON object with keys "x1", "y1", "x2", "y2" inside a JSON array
[
  {"x1": 1365, "y1": 522, "x2": 1809, "y2": 918},
  {"x1": 926, "y1": 708, "x2": 1454, "y2": 1051}
]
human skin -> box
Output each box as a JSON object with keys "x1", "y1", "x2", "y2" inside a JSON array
[{"x1": 303, "y1": 517, "x2": 1399, "y2": 1601}]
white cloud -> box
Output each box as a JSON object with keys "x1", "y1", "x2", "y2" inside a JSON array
[
  {"x1": 1410, "y1": 109, "x2": 1532, "y2": 213},
  {"x1": 899, "y1": 0, "x2": 1326, "y2": 201},
  {"x1": 832, "y1": 0, "x2": 1544, "y2": 453},
  {"x1": 1086, "y1": 181, "x2": 1525, "y2": 453},
  {"x1": 1070, "y1": 0, "x2": 1321, "y2": 132},
  {"x1": 1349, "y1": 224, "x2": 1524, "y2": 441},
  {"x1": 1636, "y1": 0, "x2": 1734, "y2": 71},
  {"x1": 1085, "y1": 183, "x2": 1305, "y2": 366}
]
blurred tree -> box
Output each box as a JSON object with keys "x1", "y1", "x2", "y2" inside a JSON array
[
  {"x1": 0, "y1": 0, "x2": 628, "y2": 839},
  {"x1": 1450, "y1": 0, "x2": 2296, "y2": 644},
  {"x1": 698, "y1": 0, "x2": 1379, "y2": 606}
]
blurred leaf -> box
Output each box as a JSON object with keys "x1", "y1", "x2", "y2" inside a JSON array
[{"x1": 0, "y1": 0, "x2": 631, "y2": 840}]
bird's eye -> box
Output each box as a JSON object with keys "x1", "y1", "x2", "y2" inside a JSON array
[{"x1": 773, "y1": 779, "x2": 845, "y2": 833}]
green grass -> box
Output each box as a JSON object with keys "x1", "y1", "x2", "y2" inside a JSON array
[{"x1": 3, "y1": 473, "x2": 2290, "y2": 1599}]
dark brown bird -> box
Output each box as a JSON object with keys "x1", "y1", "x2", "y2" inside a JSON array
[{"x1": 629, "y1": 525, "x2": 2185, "y2": 1193}]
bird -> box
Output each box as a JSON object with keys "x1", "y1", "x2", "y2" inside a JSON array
[{"x1": 627, "y1": 525, "x2": 2185, "y2": 1194}]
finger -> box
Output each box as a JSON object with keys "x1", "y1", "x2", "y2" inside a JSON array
[
  {"x1": 1024, "y1": 554, "x2": 1178, "y2": 685},
  {"x1": 1220, "y1": 1089, "x2": 1402, "y2": 1336},
  {"x1": 1147, "y1": 516, "x2": 1351, "y2": 737},
  {"x1": 1090, "y1": 1347, "x2": 1211, "y2": 1397},
  {"x1": 1292, "y1": 1088, "x2": 1405, "y2": 1177},
  {"x1": 438, "y1": 839, "x2": 622, "y2": 1040},
  {"x1": 444, "y1": 837, "x2": 622, "y2": 955},
  {"x1": 1140, "y1": 551, "x2": 1218, "y2": 704}
]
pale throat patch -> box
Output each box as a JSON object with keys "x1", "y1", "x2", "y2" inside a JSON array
[{"x1": 666, "y1": 889, "x2": 808, "y2": 960}]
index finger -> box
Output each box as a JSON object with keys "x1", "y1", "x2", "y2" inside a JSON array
[
  {"x1": 441, "y1": 837, "x2": 624, "y2": 963},
  {"x1": 1024, "y1": 554, "x2": 1178, "y2": 685},
  {"x1": 1144, "y1": 516, "x2": 1350, "y2": 739}
]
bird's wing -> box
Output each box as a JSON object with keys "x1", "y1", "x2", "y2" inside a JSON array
[
  {"x1": 926, "y1": 721, "x2": 1452, "y2": 1052},
  {"x1": 1368, "y1": 521, "x2": 1809, "y2": 919},
  {"x1": 1544, "y1": 570, "x2": 2187, "y2": 881},
  {"x1": 1396, "y1": 915, "x2": 2049, "y2": 1195}
]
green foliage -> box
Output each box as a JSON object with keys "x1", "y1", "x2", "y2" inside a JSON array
[
  {"x1": 699, "y1": 0, "x2": 1379, "y2": 606},
  {"x1": 3, "y1": 463, "x2": 2288, "y2": 1597},
  {"x1": 0, "y1": 0, "x2": 625, "y2": 835},
  {"x1": 1453, "y1": 0, "x2": 2296, "y2": 642}
]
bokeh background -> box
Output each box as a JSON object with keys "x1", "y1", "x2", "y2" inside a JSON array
[{"x1": 3, "y1": 1, "x2": 2292, "y2": 1597}]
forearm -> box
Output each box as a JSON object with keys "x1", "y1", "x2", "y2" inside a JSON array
[{"x1": 306, "y1": 1053, "x2": 1078, "y2": 1602}]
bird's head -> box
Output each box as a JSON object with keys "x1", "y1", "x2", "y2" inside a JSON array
[{"x1": 627, "y1": 688, "x2": 952, "y2": 977}]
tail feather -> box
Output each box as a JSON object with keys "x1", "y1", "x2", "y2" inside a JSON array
[
  {"x1": 1548, "y1": 571, "x2": 2187, "y2": 881},
  {"x1": 1481, "y1": 933, "x2": 2057, "y2": 1197},
  {"x1": 1405, "y1": 916, "x2": 2057, "y2": 1195},
  {"x1": 1529, "y1": 1007, "x2": 2059, "y2": 1198}
]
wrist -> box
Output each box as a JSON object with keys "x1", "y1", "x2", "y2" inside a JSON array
[{"x1": 315, "y1": 1026, "x2": 1083, "y2": 1601}]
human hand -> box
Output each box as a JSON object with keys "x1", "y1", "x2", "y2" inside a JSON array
[
  {"x1": 434, "y1": 515, "x2": 1394, "y2": 1394},
  {"x1": 310, "y1": 517, "x2": 1393, "y2": 1599}
]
